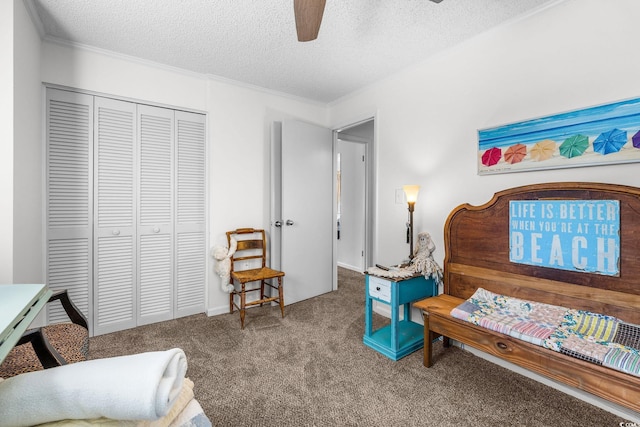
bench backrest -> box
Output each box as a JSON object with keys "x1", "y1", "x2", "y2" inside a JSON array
[{"x1": 443, "y1": 182, "x2": 640, "y2": 324}]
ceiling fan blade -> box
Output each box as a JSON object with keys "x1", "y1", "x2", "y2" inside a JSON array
[{"x1": 294, "y1": 0, "x2": 326, "y2": 42}]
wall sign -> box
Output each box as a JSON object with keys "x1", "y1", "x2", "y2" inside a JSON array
[
  {"x1": 478, "y1": 97, "x2": 640, "y2": 175},
  {"x1": 509, "y1": 200, "x2": 620, "y2": 276}
]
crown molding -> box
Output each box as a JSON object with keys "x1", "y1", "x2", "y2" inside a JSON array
[
  {"x1": 23, "y1": 0, "x2": 46, "y2": 38},
  {"x1": 42, "y1": 35, "x2": 328, "y2": 108}
]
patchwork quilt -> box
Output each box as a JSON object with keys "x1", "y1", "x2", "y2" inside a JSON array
[{"x1": 451, "y1": 288, "x2": 640, "y2": 377}]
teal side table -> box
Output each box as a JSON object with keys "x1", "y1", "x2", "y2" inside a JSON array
[{"x1": 363, "y1": 273, "x2": 436, "y2": 361}]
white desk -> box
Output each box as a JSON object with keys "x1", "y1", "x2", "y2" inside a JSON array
[{"x1": 0, "y1": 284, "x2": 52, "y2": 365}]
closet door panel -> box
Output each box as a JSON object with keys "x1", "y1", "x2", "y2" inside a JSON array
[
  {"x1": 46, "y1": 89, "x2": 94, "y2": 329},
  {"x1": 175, "y1": 111, "x2": 206, "y2": 317},
  {"x1": 93, "y1": 97, "x2": 137, "y2": 335},
  {"x1": 46, "y1": 88, "x2": 207, "y2": 335},
  {"x1": 137, "y1": 105, "x2": 175, "y2": 325}
]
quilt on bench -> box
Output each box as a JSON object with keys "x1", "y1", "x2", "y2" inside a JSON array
[{"x1": 451, "y1": 288, "x2": 640, "y2": 377}]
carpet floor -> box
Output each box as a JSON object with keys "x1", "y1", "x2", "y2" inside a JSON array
[{"x1": 89, "y1": 268, "x2": 626, "y2": 426}]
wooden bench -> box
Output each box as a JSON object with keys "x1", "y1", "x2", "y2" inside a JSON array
[{"x1": 414, "y1": 182, "x2": 640, "y2": 414}]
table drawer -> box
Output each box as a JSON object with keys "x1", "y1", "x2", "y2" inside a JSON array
[{"x1": 368, "y1": 276, "x2": 391, "y2": 302}]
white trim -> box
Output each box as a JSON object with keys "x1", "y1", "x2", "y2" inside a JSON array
[
  {"x1": 333, "y1": 113, "x2": 378, "y2": 271},
  {"x1": 332, "y1": 131, "x2": 339, "y2": 292},
  {"x1": 207, "y1": 306, "x2": 228, "y2": 317},
  {"x1": 42, "y1": 36, "x2": 328, "y2": 107},
  {"x1": 337, "y1": 262, "x2": 364, "y2": 273},
  {"x1": 337, "y1": 133, "x2": 369, "y2": 144},
  {"x1": 29, "y1": 0, "x2": 566, "y2": 107},
  {"x1": 206, "y1": 73, "x2": 328, "y2": 108},
  {"x1": 23, "y1": 0, "x2": 45, "y2": 38},
  {"x1": 42, "y1": 82, "x2": 207, "y2": 116}
]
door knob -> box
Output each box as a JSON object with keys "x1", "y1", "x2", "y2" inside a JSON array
[
  {"x1": 286, "y1": 219, "x2": 294, "y2": 226},
  {"x1": 274, "y1": 220, "x2": 283, "y2": 227}
]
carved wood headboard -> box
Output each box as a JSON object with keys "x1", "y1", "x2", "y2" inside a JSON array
[{"x1": 443, "y1": 182, "x2": 640, "y2": 324}]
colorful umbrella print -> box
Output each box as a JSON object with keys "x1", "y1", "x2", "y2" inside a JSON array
[
  {"x1": 593, "y1": 128, "x2": 627, "y2": 155},
  {"x1": 632, "y1": 130, "x2": 640, "y2": 149},
  {"x1": 559, "y1": 134, "x2": 589, "y2": 158},
  {"x1": 481, "y1": 147, "x2": 502, "y2": 166},
  {"x1": 504, "y1": 143, "x2": 527, "y2": 164},
  {"x1": 529, "y1": 139, "x2": 556, "y2": 161}
]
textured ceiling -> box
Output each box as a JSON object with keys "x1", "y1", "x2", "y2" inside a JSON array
[{"x1": 28, "y1": 0, "x2": 559, "y2": 104}]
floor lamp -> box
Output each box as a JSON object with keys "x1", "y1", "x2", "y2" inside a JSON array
[{"x1": 403, "y1": 185, "x2": 420, "y2": 261}]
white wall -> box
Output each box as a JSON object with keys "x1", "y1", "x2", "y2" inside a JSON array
[
  {"x1": 1, "y1": 1, "x2": 15, "y2": 283},
  {"x1": 13, "y1": 0, "x2": 43, "y2": 284},
  {"x1": 329, "y1": 0, "x2": 640, "y2": 268},
  {"x1": 39, "y1": 41, "x2": 329, "y2": 313},
  {"x1": 16, "y1": 0, "x2": 639, "y2": 313},
  {"x1": 9, "y1": 0, "x2": 639, "y2": 418},
  {"x1": 329, "y1": 0, "x2": 640, "y2": 419}
]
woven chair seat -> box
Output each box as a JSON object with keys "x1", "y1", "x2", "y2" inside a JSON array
[
  {"x1": 0, "y1": 323, "x2": 89, "y2": 378},
  {"x1": 232, "y1": 267, "x2": 285, "y2": 283}
]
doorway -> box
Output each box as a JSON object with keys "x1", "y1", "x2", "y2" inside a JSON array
[
  {"x1": 336, "y1": 119, "x2": 375, "y2": 273},
  {"x1": 270, "y1": 117, "x2": 375, "y2": 302}
]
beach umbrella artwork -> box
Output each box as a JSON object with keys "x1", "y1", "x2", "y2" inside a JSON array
[
  {"x1": 504, "y1": 143, "x2": 527, "y2": 164},
  {"x1": 559, "y1": 134, "x2": 589, "y2": 158},
  {"x1": 593, "y1": 128, "x2": 627, "y2": 155},
  {"x1": 481, "y1": 147, "x2": 502, "y2": 166},
  {"x1": 633, "y1": 130, "x2": 640, "y2": 149},
  {"x1": 529, "y1": 139, "x2": 556, "y2": 161}
]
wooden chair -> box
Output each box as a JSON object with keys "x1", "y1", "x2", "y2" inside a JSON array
[
  {"x1": 0, "y1": 290, "x2": 89, "y2": 378},
  {"x1": 226, "y1": 228, "x2": 285, "y2": 329}
]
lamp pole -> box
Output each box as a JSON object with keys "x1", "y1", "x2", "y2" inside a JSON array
[
  {"x1": 408, "y1": 201, "x2": 415, "y2": 260},
  {"x1": 402, "y1": 184, "x2": 420, "y2": 263}
]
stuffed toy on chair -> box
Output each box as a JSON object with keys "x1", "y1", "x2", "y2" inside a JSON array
[{"x1": 211, "y1": 237, "x2": 237, "y2": 293}]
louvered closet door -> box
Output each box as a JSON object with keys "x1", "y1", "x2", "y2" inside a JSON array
[
  {"x1": 137, "y1": 105, "x2": 175, "y2": 325},
  {"x1": 46, "y1": 89, "x2": 94, "y2": 330},
  {"x1": 93, "y1": 97, "x2": 137, "y2": 336},
  {"x1": 175, "y1": 111, "x2": 206, "y2": 317}
]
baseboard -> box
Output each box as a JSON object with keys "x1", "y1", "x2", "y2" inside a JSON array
[
  {"x1": 337, "y1": 262, "x2": 363, "y2": 273},
  {"x1": 207, "y1": 306, "x2": 228, "y2": 317},
  {"x1": 207, "y1": 298, "x2": 276, "y2": 317},
  {"x1": 456, "y1": 341, "x2": 640, "y2": 422}
]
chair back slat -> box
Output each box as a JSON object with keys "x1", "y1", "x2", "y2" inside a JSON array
[
  {"x1": 236, "y1": 239, "x2": 264, "y2": 251},
  {"x1": 226, "y1": 229, "x2": 268, "y2": 271}
]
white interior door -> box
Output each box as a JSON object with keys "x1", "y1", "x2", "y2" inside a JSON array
[
  {"x1": 46, "y1": 89, "x2": 94, "y2": 330},
  {"x1": 274, "y1": 120, "x2": 334, "y2": 305},
  {"x1": 46, "y1": 88, "x2": 207, "y2": 336},
  {"x1": 137, "y1": 105, "x2": 174, "y2": 325},
  {"x1": 174, "y1": 111, "x2": 207, "y2": 318},
  {"x1": 93, "y1": 97, "x2": 137, "y2": 335},
  {"x1": 336, "y1": 140, "x2": 366, "y2": 271}
]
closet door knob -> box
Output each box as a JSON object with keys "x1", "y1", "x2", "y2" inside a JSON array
[
  {"x1": 112, "y1": 229, "x2": 120, "y2": 236},
  {"x1": 153, "y1": 227, "x2": 160, "y2": 233}
]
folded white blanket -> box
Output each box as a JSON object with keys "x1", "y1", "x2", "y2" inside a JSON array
[
  {"x1": 33, "y1": 378, "x2": 197, "y2": 427},
  {"x1": 0, "y1": 348, "x2": 187, "y2": 427}
]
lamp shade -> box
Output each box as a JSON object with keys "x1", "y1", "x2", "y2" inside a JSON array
[{"x1": 403, "y1": 185, "x2": 420, "y2": 203}]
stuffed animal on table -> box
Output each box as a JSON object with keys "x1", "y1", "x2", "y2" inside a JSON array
[
  {"x1": 211, "y1": 237, "x2": 237, "y2": 293},
  {"x1": 410, "y1": 231, "x2": 443, "y2": 284}
]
